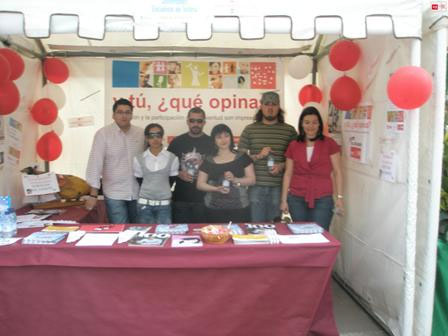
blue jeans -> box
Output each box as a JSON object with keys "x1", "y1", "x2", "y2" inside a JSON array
[
  {"x1": 104, "y1": 197, "x2": 137, "y2": 224},
  {"x1": 137, "y1": 204, "x2": 172, "y2": 224},
  {"x1": 287, "y1": 194, "x2": 334, "y2": 231},
  {"x1": 249, "y1": 186, "x2": 281, "y2": 223}
]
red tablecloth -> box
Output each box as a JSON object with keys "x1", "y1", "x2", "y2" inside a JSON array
[
  {"x1": 0, "y1": 224, "x2": 340, "y2": 336},
  {"x1": 17, "y1": 200, "x2": 108, "y2": 223}
]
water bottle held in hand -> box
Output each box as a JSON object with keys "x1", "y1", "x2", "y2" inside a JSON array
[
  {"x1": 267, "y1": 154, "x2": 275, "y2": 172},
  {"x1": 0, "y1": 207, "x2": 17, "y2": 238}
]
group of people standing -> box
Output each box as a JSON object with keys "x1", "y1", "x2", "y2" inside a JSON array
[{"x1": 85, "y1": 91, "x2": 343, "y2": 230}]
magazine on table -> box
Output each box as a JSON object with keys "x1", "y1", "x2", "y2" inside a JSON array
[
  {"x1": 22, "y1": 231, "x2": 67, "y2": 245},
  {"x1": 128, "y1": 233, "x2": 170, "y2": 247},
  {"x1": 155, "y1": 224, "x2": 189, "y2": 234},
  {"x1": 231, "y1": 234, "x2": 270, "y2": 245},
  {"x1": 245, "y1": 223, "x2": 277, "y2": 235},
  {"x1": 287, "y1": 223, "x2": 324, "y2": 235},
  {"x1": 42, "y1": 225, "x2": 80, "y2": 232},
  {"x1": 171, "y1": 235, "x2": 203, "y2": 247},
  {"x1": 79, "y1": 224, "x2": 125, "y2": 233}
]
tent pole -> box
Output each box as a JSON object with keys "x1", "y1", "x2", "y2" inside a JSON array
[
  {"x1": 419, "y1": 25, "x2": 447, "y2": 335},
  {"x1": 402, "y1": 38, "x2": 421, "y2": 336}
]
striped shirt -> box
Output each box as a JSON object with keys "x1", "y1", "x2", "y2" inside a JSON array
[
  {"x1": 86, "y1": 122, "x2": 145, "y2": 200},
  {"x1": 239, "y1": 121, "x2": 297, "y2": 186}
]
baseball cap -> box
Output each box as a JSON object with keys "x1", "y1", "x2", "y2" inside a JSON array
[{"x1": 260, "y1": 91, "x2": 280, "y2": 105}]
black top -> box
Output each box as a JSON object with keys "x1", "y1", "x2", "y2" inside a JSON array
[
  {"x1": 199, "y1": 153, "x2": 252, "y2": 209},
  {"x1": 167, "y1": 132, "x2": 214, "y2": 203}
]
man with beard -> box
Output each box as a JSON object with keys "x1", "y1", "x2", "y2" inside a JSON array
[
  {"x1": 238, "y1": 91, "x2": 297, "y2": 223},
  {"x1": 167, "y1": 107, "x2": 214, "y2": 223}
]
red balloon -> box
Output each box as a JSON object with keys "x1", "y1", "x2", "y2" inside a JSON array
[
  {"x1": 0, "y1": 48, "x2": 25, "y2": 80},
  {"x1": 0, "y1": 54, "x2": 11, "y2": 83},
  {"x1": 330, "y1": 76, "x2": 362, "y2": 110},
  {"x1": 43, "y1": 58, "x2": 69, "y2": 84},
  {"x1": 36, "y1": 131, "x2": 63, "y2": 161},
  {"x1": 387, "y1": 66, "x2": 432, "y2": 109},
  {"x1": 329, "y1": 40, "x2": 361, "y2": 71},
  {"x1": 0, "y1": 81, "x2": 20, "y2": 115},
  {"x1": 299, "y1": 84, "x2": 323, "y2": 106},
  {"x1": 31, "y1": 98, "x2": 58, "y2": 125}
]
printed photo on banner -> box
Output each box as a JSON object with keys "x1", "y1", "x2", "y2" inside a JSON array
[
  {"x1": 112, "y1": 59, "x2": 277, "y2": 90},
  {"x1": 107, "y1": 57, "x2": 282, "y2": 141}
]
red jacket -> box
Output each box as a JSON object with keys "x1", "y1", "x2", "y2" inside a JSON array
[{"x1": 285, "y1": 136, "x2": 340, "y2": 208}]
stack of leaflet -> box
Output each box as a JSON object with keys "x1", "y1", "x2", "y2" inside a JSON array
[
  {"x1": 155, "y1": 224, "x2": 189, "y2": 234},
  {"x1": 287, "y1": 223, "x2": 324, "y2": 234},
  {"x1": 128, "y1": 233, "x2": 170, "y2": 247},
  {"x1": 232, "y1": 234, "x2": 270, "y2": 245},
  {"x1": 22, "y1": 231, "x2": 67, "y2": 245}
]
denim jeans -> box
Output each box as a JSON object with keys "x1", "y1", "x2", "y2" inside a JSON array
[
  {"x1": 172, "y1": 202, "x2": 207, "y2": 224},
  {"x1": 287, "y1": 194, "x2": 334, "y2": 231},
  {"x1": 137, "y1": 204, "x2": 172, "y2": 224},
  {"x1": 249, "y1": 186, "x2": 281, "y2": 223},
  {"x1": 104, "y1": 197, "x2": 137, "y2": 224}
]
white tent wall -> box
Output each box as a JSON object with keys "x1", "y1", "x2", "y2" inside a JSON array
[
  {"x1": 47, "y1": 58, "x2": 106, "y2": 179},
  {"x1": 320, "y1": 35, "x2": 414, "y2": 335},
  {"x1": 0, "y1": 57, "x2": 42, "y2": 208}
]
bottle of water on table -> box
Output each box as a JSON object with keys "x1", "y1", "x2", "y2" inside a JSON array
[{"x1": 0, "y1": 207, "x2": 17, "y2": 238}]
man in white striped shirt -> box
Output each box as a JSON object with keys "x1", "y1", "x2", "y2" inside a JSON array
[{"x1": 85, "y1": 98, "x2": 145, "y2": 223}]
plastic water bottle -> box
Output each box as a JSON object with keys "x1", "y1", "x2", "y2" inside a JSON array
[
  {"x1": 0, "y1": 208, "x2": 17, "y2": 238},
  {"x1": 267, "y1": 154, "x2": 275, "y2": 171},
  {"x1": 222, "y1": 178, "x2": 230, "y2": 192}
]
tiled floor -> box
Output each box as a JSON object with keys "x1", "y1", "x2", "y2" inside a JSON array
[{"x1": 332, "y1": 279, "x2": 389, "y2": 336}]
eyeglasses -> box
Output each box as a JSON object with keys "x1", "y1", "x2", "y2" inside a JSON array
[
  {"x1": 147, "y1": 132, "x2": 163, "y2": 139},
  {"x1": 115, "y1": 111, "x2": 132, "y2": 115},
  {"x1": 188, "y1": 118, "x2": 204, "y2": 124}
]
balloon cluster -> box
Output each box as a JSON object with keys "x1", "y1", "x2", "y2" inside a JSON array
[
  {"x1": 0, "y1": 48, "x2": 24, "y2": 115},
  {"x1": 34, "y1": 58, "x2": 69, "y2": 161},
  {"x1": 329, "y1": 40, "x2": 362, "y2": 110}
]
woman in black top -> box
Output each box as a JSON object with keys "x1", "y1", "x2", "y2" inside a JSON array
[{"x1": 197, "y1": 124, "x2": 255, "y2": 223}]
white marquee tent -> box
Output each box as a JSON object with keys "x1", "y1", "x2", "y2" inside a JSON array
[{"x1": 0, "y1": 1, "x2": 446, "y2": 335}]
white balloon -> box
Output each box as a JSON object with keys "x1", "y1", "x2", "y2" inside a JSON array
[
  {"x1": 288, "y1": 55, "x2": 313, "y2": 79},
  {"x1": 42, "y1": 83, "x2": 66, "y2": 109},
  {"x1": 41, "y1": 117, "x2": 64, "y2": 136}
]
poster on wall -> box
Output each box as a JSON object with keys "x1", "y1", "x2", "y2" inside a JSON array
[
  {"x1": 5, "y1": 117, "x2": 23, "y2": 167},
  {"x1": 379, "y1": 150, "x2": 397, "y2": 183},
  {"x1": 342, "y1": 105, "x2": 373, "y2": 164},
  {"x1": 105, "y1": 58, "x2": 283, "y2": 141},
  {"x1": 0, "y1": 116, "x2": 5, "y2": 143},
  {"x1": 384, "y1": 106, "x2": 405, "y2": 140}
]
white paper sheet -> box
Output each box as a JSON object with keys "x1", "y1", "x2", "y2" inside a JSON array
[
  {"x1": 76, "y1": 233, "x2": 119, "y2": 246},
  {"x1": 278, "y1": 234, "x2": 329, "y2": 244}
]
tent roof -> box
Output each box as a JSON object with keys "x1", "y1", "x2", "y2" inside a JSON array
[{"x1": 0, "y1": 0, "x2": 424, "y2": 58}]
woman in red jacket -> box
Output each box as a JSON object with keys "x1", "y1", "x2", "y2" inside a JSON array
[{"x1": 280, "y1": 106, "x2": 344, "y2": 230}]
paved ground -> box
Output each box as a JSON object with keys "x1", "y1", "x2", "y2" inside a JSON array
[{"x1": 332, "y1": 279, "x2": 389, "y2": 336}]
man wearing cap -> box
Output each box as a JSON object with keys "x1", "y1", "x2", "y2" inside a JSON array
[
  {"x1": 167, "y1": 107, "x2": 214, "y2": 223},
  {"x1": 238, "y1": 91, "x2": 297, "y2": 223}
]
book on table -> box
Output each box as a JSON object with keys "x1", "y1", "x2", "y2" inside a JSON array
[
  {"x1": 128, "y1": 233, "x2": 170, "y2": 247},
  {"x1": 287, "y1": 223, "x2": 324, "y2": 234},
  {"x1": 244, "y1": 223, "x2": 277, "y2": 234},
  {"x1": 79, "y1": 224, "x2": 125, "y2": 233},
  {"x1": 42, "y1": 225, "x2": 80, "y2": 232},
  {"x1": 230, "y1": 234, "x2": 270, "y2": 245},
  {"x1": 22, "y1": 231, "x2": 67, "y2": 245}
]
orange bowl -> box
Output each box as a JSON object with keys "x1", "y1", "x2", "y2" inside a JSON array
[{"x1": 200, "y1": 225, "x2": 231, "y2": 244}]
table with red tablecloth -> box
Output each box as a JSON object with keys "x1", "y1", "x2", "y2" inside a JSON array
[
  {"x1": 17, "y1": 200, "x2": 108, "y2": 223},
  {"x1": 0, "y1": 224, "x2": 340, "y2": 336}
]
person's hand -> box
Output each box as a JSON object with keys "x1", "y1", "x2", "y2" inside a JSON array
[
  {"x1": 280, "y1": 200, "x2": 289, "y2": 214},
  {"x1": 269, "y1": 163, "x2": 282, "y2": 176},
  {"x1": 178, "y1": 170, "x2": 193, "y2": 183},
  {"x1": 258, "y1": 147, "x2": 272, "y2": 159},
  {"x1": 334, "y1": 199, "x2": 345, "y2": 216},
  {"x1": 85, "y1": 196, "x2": 97, "y2": 211},
  {"x1": 223, "y1": 171, "x2": 235, "y2": 182},
  {"x1": 216, "y1": 186, "x2": 230, "y2": 194}
]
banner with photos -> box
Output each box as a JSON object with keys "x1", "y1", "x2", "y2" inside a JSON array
[{"x1": 105, "y1": 58, "x2": 283, "y2": 142}]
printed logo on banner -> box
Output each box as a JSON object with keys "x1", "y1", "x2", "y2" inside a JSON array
[{"x1": 431, "y1": 1, "x2": 447, "y2": 11}]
